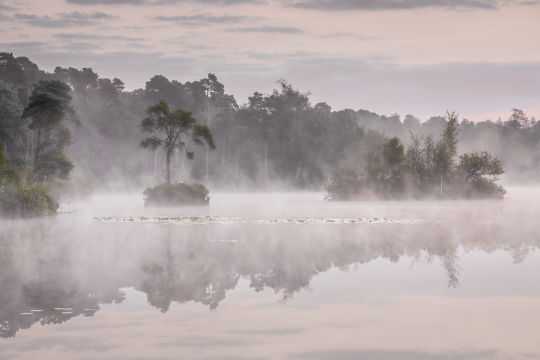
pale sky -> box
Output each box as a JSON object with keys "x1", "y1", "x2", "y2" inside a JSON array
[{"x1": 1, "y1": 0, "x2": 540, "y2": 120}]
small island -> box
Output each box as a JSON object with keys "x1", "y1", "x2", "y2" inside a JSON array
[
  {"x1": 143, "y1": 182, "x2": 209, "y2": 206},
  {"x1": 139, "y1": 100, "x2": 215, "y2": 206},
  {"x1": 327, "y1": 112, "x2": 505, "y2": 200}
]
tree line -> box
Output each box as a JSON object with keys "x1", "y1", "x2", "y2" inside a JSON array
[{"x1": 1, "y1": 52, "x2": 539, "y2": 213}]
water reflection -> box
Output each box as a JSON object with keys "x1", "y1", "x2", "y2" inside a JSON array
[{"x1": 1, "y1": 207, "x2": 537, "y2": 339}]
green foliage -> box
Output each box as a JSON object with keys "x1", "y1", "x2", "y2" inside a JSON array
[
  {"x1": 0, "y1": 141, "x2": 7, "y2": 171},
  {"x1": 382, "y1": 137, "x2": 405, "y2": 191},
  {"x1": 143, "y1": 182, "x2": 209, "y2": 206},
  {"x1": 0, "y1": 69, "x2": 73, "y2": 217},
  {"x1": 456, "y1": 151, "x2": 505, "y2": 197},
  {"x1": 458, "y1": 151, "x2": 504, "y2": 181},
  {"x1": 327, "y1": 167, "x2": 365, "y2": 200},
  {"x1": 140, "y1": 100, "x2": 215, "y2": 184},
  {"x1": 329, "y1": 113, "x2": 506, "y2": 200},
  {"x1": 22, "y1": 80, "x2": 74, "y2": 182},
  {"x1": 0, "y1": 81, "x2": 24, "y2": 151},
  {"x1": 434, "y1": 111, "x2": 459, "y2": 180},
  {"x1": 3, "y1": 53, "x2": 536, "y2": 193},
  {"x1": 383, "y1": 137, "x2": 404, "y2": 167},
  {"x1": 365, "y1": 152, "x2": 384, "y2": 183},
  {"x1": 508, "y1": 108, "x2": 529, "y2": 128},
  {"x1": 140, "y1": 137, "x2": 162, "y2": 151},
  {"x1": 34, "y1": 150, "x2": 74, "y2": 181},
  {"x1": 23, "y1": 80, "x2": 72, "y2": 130},
  {"x1": 0, "y1": 181, "x2": 58, "y2": 217},
  {"x1": 0, "y1": 150, "x2": 58, "y2": 218}
]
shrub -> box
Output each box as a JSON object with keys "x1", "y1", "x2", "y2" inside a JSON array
[
  {"x1": 143, "y1": 182, "x2": 209, "y2": 206},
  {"x1": 0, "y1": 182, "x2": 58, "y2": 217},
  {"x1": 0, "y1": 148, "x2": 59, "y2": 218}
]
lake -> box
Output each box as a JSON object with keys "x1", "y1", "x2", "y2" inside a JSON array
[{"x1": 1, "y1": 188, "x2": 539, "y2": 360}]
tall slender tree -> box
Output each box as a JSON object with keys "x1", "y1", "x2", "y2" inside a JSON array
[
  {"x1": 141, "y1": 100, "x2": 215, "y2": 184},
  {"x1": 435, "y1": 111, "x2": 459, "y2": 197},
  {"x1": 22, "y1": 80, "x2": 74, "y2": 181}
]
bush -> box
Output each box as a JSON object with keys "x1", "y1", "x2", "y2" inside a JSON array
[
  {"x1": 0, "y1": 151, "x2": 59, "y2": 218},
  {"x1": 327, "y1": 119, "x2": 506, "y2": 201},
  {"x1": 0, "y1": 182, "x2": 58, "y2": 217},
  {"x1": 143, "y1": 182, "x2": 209, "y2": 206}
]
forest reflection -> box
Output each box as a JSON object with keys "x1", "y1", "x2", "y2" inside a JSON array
[{"x1": 0, "y1": 216, "x2": 536, "y2": 338}]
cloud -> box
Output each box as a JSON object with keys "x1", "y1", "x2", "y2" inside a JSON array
[
  {"x1": 67, "y1": 0, "x2": 146, "y2": 4},
  {"x1": 66, "y1": 0, "x2": 261, "y2": 5},
  {"x1": 517, "y1": 0, "x2": 540, "y2": 5},
  {"x1": 157, "y1": 336, "x2": 257, "y2": 348},
  {"x1": 53, "y1": 33, "x2": 144, "y2": 42},
  {"x1": 282, "y1": 0, "x2": 502, "y2": 11},
  {"x1": 14, "y1": 11, "x2": 117, "y2": 27},
  {"x1": 0, "y1": 0, "x2": 15, "y2": 11},
  {"x1": 20, "y1": 336, "x2": 115, "y2": 353},
  {"x1": 155, "y1": 0, "x2": 263, "y2": 3},
  {"x1": 268, "y1": 55, "x2": 540, "y2": 115},
  {"x1": 0, "y1": 41, "x2": 48, "y2": 51},
  {"x1": 151, "y1": 13, "x2": 249, "y2": 25},
  {"x1": 228, "y1": 328, "x2": 305, "y2": 336},
  {"x1": 226, "y1": 26, "x2": 303, "y2": 33},
  {"x1": 295, "y1": 349, "x2": 502, "y2": 360},
  {"x1": 318, "y1": 32, "x2": 377, "y2": 40},
  {"x1": 61, "y1": 41, "x2": 103, "y2": 51}
]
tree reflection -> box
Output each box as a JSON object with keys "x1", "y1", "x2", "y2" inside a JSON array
[{"x1": 0, "y1": 216, "x2": 537, "y2": 337}]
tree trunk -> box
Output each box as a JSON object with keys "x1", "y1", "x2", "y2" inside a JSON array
[
  {"x1": 440, "y1": 173, "x2": 443, "y2": 198},
  {"x1": 264, "y1": 139, "x2": 268, "y2": 185},
  {"x1": 294, "y1": 162, "x2": 302, "y2": 184},
  {"x1": 153, "y1": 150, "x2": 158, "y2": 179},
  {"x1": 221, "y1": 137, "x2": 226, "y2": 170},
  {"x1": 34, "y1": 127, "x2": 41, "y2": 168},
  {"x1": 181, "y1": 150, "x2": 185, "y2": 171},
  {"x1": 166, "y1": 148, "x2": 172, "y2": 185},
  {"x1": 205, "y1": 145, "x2": 209, "y2": 183}
]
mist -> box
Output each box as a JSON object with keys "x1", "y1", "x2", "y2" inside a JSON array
[
  {"x1": 2, "y1": 0, "x2": 540, "y2": 357},
  {"x1": 1, "y1": 189, "x2": 540, "y2": 359}
]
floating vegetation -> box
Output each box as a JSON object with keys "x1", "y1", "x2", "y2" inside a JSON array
[{"x1": 92, "y1": 215, "x2": 408, "y2": 225}]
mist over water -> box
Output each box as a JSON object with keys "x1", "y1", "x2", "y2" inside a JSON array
[
  {"x1": 1, "y1": 187, "x2": 540, "y2": 359},
  {"x1": 2, "y1": 0, "x2": 540, "y2": 358}
]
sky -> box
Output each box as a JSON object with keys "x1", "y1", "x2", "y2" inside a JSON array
[{"x1": 1, "y1": 0, "x2": 539, "y2": 121}]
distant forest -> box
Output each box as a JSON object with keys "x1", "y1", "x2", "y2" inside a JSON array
[{"x1": 1, "y1": 52, "x2": 539, "y2": 193}]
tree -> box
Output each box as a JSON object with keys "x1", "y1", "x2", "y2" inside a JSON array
[
  {"x1": 458, "y1": 151, "x2": 504, "y2": 182},
  {"x1": 0, "y1": 140, "x2": 58, "y2": 217},
  {"x1": 382, "y1": 137, "x2": 405, "y2": 191},
  {"x1": 247, "y1": 91, "x2": 270, "y2": 183},
  {"x1": 434, "y1": 111, "x2": 459, "y2": 197},
  {"x1": 457, "y1": 151, "x2": 505, "y2": 197},
  {"x1": 383, "y1": 137, "x2": 404, "y2": 172},
  {"x1": 508, "y1": 108, "x2": 529, "y2": 128},
  {"x1": 0, "y1": 81, "x2": 24, "y2": 158},
  {"x1": 22, "y1": 80, "x2": 74, "y2": 181},
  {"x1": 140, "y1": 100, "x2": 215, "y2": 184},
  {"x1": 200, "y1": 73, "x2": 237, "y2": 181},
  {"x1": 405, "y1": 133, "x2": 424, "y2": 186}
]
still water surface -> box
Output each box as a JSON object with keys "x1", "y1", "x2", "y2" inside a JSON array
[{"x1": 1, "y1": 189, "x2": 540, "y2": 360}]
